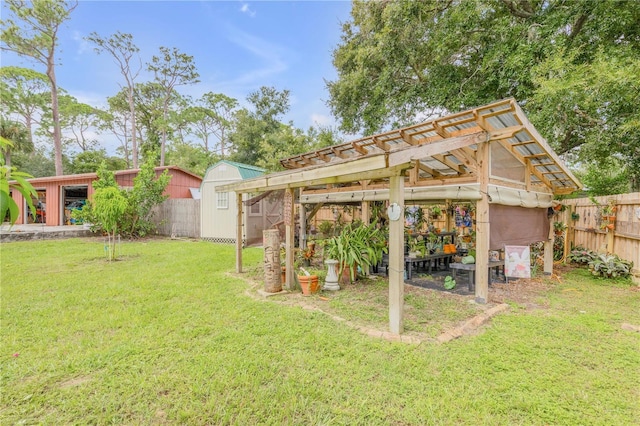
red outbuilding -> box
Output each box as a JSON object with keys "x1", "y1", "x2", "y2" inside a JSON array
[{"x1": 11, "y1": 166, "x2": 202, "y2": 226}]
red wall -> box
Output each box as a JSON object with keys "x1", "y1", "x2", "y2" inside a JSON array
[{"x1": 13, "y1": 168, "x2": 201, "y2": 226}]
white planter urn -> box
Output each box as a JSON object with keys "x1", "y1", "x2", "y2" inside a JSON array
[{"x1": 323, "y1": 259, "x2": 340, "y2": 291}]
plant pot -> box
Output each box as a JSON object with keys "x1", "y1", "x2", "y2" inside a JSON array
[
  {"x1": 606, "y1": 223, "x2": 615, "y2": 231},
  {"x1": 340, "y1": 264, "x2": 357, "y2": 285},
  {"x1": 298, "y1": 275, "x2": 319, "y2": 296}
]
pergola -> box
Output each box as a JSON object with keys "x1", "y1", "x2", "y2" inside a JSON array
[{"x1": 217, "y1": 98, "x2": 581, "y2": 334}]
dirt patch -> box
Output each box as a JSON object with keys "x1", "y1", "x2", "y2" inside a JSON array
[{"x1": 59, "y1": 375, "x2": 92, "y2": 389}]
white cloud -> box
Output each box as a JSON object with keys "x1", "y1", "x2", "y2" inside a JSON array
[
  {"x1": 311, "y1": 113, "x2": 332, "y2": 127},
  {"x1": 215, "y1": 26, "x2": 289, "y2": 91},
  {"x1": 73, "y1": 30, "x2": 91, "y2": 55},
  {"x1": 239, "y1": 3, "x2": 256, "y2": 17}
]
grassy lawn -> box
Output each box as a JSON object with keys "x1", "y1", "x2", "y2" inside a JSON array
[{"x1": 1, "y1": 238, "x2": 639, "y2": 425}]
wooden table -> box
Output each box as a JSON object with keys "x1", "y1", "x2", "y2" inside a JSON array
[
  {"x1": 449, "y1": 260, "x2": 505, "y2": 291},
  {"x1": 405, "y1": 252, "x2": 455, "y2": 280}
]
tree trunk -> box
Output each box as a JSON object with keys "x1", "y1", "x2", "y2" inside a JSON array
[
  {"x1": 47, "y1": 52, "x2": 63, "y2": 176},
  {"x1": 128, "y1": 87, "x2": 138, "y2": 169}
]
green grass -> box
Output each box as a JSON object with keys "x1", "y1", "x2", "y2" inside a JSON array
[{"x1": 1, "y1": 238, "x2": 639, "y2": 425}]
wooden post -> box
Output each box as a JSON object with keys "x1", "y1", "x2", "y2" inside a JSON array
[
  {"x1": 236, "y1": 192, "x2": 243, "y2": 273},
  {"x1": 299, "y1": 202, "x2": 307, "y2": 251},
  {"x1": 361, "y1": 200, "x2": 370, "y2": 276},
  {"x1": 284, "y1": 188, "x2": 295, "y2": 290},
  {"x1": 564, "y1": 204, "x2": 575, "y2": 260},
  {"x1": 606, "y1": 223, "x2": 615, "y2": 254},
  {"x1": 475, "y1": 141, "x2": 490, "y2": 304},
  {"x1": 388, "y1": 172, "x2": 405, "y2": 334},
  {"x1": 544, "y1": 219, "x2": 553, "y2": 275}
]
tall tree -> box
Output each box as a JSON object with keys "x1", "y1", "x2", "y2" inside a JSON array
[
  {"x1": 328, "y1": 0, "x2": 640, "y2": 191},
  {"x1": 0, "y1": 66, "x2": 49, "y2": 143},
  {"x1": 182, "y1": 92, "x2": 238, "y2": 157},
  {"x1": 133, "y1": 81, "x2": 167, "y2": 164},
  {"x1": 57, "y1": 95, "x2": 103, "y2": 152},
  {"x1": 0, "y1": 118, "x2": 32, "y2": 168},
  {"x1": 147, "y1": 46, "x2": 199, "y2": 166},
  {"x1": 229, "y1": 86, "x2": 290, "y2": 165},
  {"x1": 86, "y1": 31, "x2": 142, "y2": 168},
  {"x1": 102, "y1": 90, "x2": 133, "y2": 168},
  {"x1": 1, "y1": 0, "x2": 78, "y2": 176}
]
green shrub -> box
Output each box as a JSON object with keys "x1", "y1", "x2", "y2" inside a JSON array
[
  {"x1": 567, "y1": 247, "x2": 598, "y2": 265},
  {"x1": 588, "y1": 253, "x2": 633, "y2": 279}
]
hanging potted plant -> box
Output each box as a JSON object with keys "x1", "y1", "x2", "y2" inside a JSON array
[{"x1": 553, "y1": 221, "x2": 567, "y2": 236}]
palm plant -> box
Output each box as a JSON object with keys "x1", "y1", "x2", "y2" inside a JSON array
[{"x1": 324, "y1": 221, "x2": 387, "y2": 283}]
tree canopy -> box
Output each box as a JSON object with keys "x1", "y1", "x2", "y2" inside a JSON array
[{"x1": 328, "y1": 0, "x2": 640, "y2": 191}]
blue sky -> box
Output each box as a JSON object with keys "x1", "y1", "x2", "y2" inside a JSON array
[{"x1": 3, "y1": 0, "x2": 353, "y2": 152}]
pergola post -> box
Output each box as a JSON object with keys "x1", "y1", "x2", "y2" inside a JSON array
[
  {"x1": 361, "y1": 200, "x2": 370, "y2": 275},
  {"x1": 236, "y1": 192, "x2": 243, "y2": 273},
  {"x1": 284, "y1": 188, "x2": 296, "y2": 290},
  {"x1": 544, "y1": 218, "x2": 554, "y2": 275},
  {"x1": 299, "y1": 202, "x2": 307, "y2": 251},
  {"x1": 389, "y1": 172, "x2": 405, "y2": 334},
  {"x1": 475, "y1": 141, "x2": 490, "y2": 304}
]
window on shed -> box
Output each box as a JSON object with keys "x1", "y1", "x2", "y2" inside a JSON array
[
  {"x1": 250, "y1": 200, "x2": 261, "y2": 215},
  {"x1": 217, "y1": 191, "x2": 229, "y2": 209}
]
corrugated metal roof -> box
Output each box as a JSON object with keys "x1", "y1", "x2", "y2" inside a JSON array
[{"x1": 278, "y1": 98, "x2": 581, "y2": 194}]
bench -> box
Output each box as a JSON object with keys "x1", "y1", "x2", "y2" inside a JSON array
[{"x1": 449, "y1": 260, "x2": 505, "y2": 291}]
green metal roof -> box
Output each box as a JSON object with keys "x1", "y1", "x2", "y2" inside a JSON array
[{"x1": 211, "y1": 160, "x2": 265, "y2": 180}]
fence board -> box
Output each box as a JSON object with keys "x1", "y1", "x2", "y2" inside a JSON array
[
  {"x1": 561, "y1": 193, "x2": 639, "y2": 277},
  {"x1": 152, "y1": 199, "x2": 200, "y2": 238}
]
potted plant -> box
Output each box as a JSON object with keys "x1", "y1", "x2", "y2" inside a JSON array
[
  {"x1": 430, "y1": 205, "x2": 442, "y2": 219},
  {"x1": 297, "y1": 267, "x2": 320, "y2": 296},
  {"x1": 324, "y1": 221, "x2": 387, "y2": 284},
  {"x1": 300, "y1": 247, "x2": 315, "y2": 267},
  {"x1": 571, "y1": 212, "x2": 580, "y2": 222},
  {"x1": 553, "y1": 221, "x2": 567, "y2": 236}
]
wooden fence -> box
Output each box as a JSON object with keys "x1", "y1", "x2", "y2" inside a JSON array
[
  {"x1": 558, "y1": 192, "x2": 639, "y2": 277},
  {"x1": 152, "y1": 199, "x2": 200, "y2": 238}
]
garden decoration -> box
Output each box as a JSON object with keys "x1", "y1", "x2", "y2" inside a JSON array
[
  {"x1": 323, "y1": 259, "x2": 340, "y2": 291},
  {"x1": 443, "y1": 276, "x2": 456, "y2": 290}
]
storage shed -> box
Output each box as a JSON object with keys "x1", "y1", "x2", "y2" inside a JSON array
[
  {"x1": 200, "y1": 160, "x2": 283, "y2": 245},
  {"x1": 11, "y1": 166, "x2": 202, "y2": 226}
]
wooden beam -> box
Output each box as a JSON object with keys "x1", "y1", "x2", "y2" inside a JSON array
[
  {"x1": 389, "y1": 132, "x2": 487, "y2": 167},
  {"x1": 332, "y1": 146, "x2": 348, "y2": 159},
  {"x1": 236, "y1": 192, "x2": 243, "y2": 273},
  {"x1": 373, "y1": 136, "x2": 388, "y2": 151},
  {"x1": 285, "y1": 188, "x2": 295, "y2": 291},
  {"x1": 400, "y1": 129, "x2": 417, "y2": 145},
  {"x1": 216, "y1": 155, "x2": 411, "y2": 193},
  {"x1": 417, "y1": 161, "x2": 441, "y2": 178},
  {"x1": 305, "y1": 203, "x2": 324, "y2": 221},
  {"x1": 432, "y1": 153, "x2": 465, "y2": 174},
  {"x1": 352, "y1": 141, "x2": 368, "y2": 155},
  {"x1": 449, "y1": 147, "x2": 478, "y2": 173},
  {"x1": 475, "y1": 140, "x2": 490, "y2": 304},
  {"x1": 388, "y1": 172, "x2": 404, "y2": 334}
]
